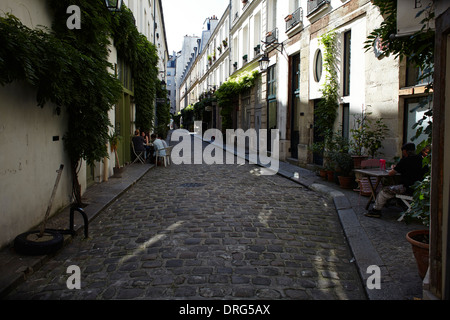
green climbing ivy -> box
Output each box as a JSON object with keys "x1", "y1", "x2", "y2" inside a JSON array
[
  {"x1": 215, "y1": 70, "x2": 259, "y2": 130},
  {"x1": 315, "y1": 30, "x2": 339, "y2": 137},
  {"x1": 0, "y1": 0, "x2": 161, "y2": 205},
  {"x1": 111, "y1": 6, "x2": 160, "y2": 132}
]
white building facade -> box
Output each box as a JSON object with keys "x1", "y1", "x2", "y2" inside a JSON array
[{"x1": 177, "y1": 0, "x2": 429, "y2": 166}]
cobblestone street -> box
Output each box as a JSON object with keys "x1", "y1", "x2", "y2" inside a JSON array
[{"x1": 5, "y1": 138, "x2": 366, "y2": 300}]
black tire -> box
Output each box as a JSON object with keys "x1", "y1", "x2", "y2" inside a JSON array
[{"x1": 14, "y1": 230, "x2": 64, "y2": 256}]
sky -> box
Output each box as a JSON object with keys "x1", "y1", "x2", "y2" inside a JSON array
[{"x1": 161, "y1": 0, "x2": 230, "y2": 53}]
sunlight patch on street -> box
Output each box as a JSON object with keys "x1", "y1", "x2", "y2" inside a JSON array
[{"x1": 118, "y1": 221, "x2": 184, "y2": 266}]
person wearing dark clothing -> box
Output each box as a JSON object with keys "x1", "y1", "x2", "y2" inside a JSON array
[
  {"x1": 132, "y1": 130, "x2": 147, "y2": 159},
  {"x1": 365, "y1": 142, "x2": 428, "y2": 218}
]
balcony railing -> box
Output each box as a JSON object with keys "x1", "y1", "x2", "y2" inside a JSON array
[
  {"x1": 307, "y1": 0, "x2": 330, "y2": 16},
  {"x1": 285, "y1": 7, "x2": 303, "y2": 33},
  {"x1": 265, "y1": 28, "x2": 278, "y2": 46}
]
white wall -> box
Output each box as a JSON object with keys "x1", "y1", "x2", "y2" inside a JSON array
[
  {"x1": 0, "y1": 82, "x2": 73, "y2": 248},
  {"x1": 0, "y1": 0, "x2": 74, "y2": 248}
]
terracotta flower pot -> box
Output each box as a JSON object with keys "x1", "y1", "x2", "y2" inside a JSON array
[
  {"x1": 338, "y1": 175, "x2": 353, "y2": 189},
  {"x1": 406, "y1": 229, "x2": 430, "y2": 280},
  {"x1": 326, "y1": 170, "x2": 334, "y2": 182},
  {"x1": 319, "y1": 169, "x2": 327, "y2": 180}
]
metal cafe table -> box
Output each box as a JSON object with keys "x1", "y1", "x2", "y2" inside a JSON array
[{"x1": 353, "y1": 168, "x2": 398, "y2": 210}]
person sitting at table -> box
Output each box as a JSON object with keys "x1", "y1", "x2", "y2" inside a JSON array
[
  {"x1": 365, "y1": 142, "x2": 428, "y2": 218},
  {"x1": 151, "y1": 133, "x2": 166, "y2": 159},
  {"x1": 141, "y1": 130, "x2": 152, "y2": 161},
  {"x1": 132, "y1": 129, "x2": 147, "y2": 160}
]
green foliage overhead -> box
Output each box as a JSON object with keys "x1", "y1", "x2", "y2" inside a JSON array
[{"x1": 364, "y1": 0, "x2": 435, "y2": 72}]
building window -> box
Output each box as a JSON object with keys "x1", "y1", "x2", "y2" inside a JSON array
[
  {"x1": 404, "y1": 97, "x2": 432, "y2": 144},
  {"x1": 267, "y1": 64, "x2": 277, "y2": 134},
  {"x1": 268, "y1": 0, "x2": 278, "y2": 31},
  {"x1": 314, "y1": 49, "x2": 322, "y2": 82},
  {"x1": 343, "y1": 30, "x2": 351, "y2": 96},
  {"x1": 267, "y1": 64, "x2": 277, "y2": 100},
  {"x1": 406, "y1": 60, "x2": 433, "y2": 87},
  {"x1": 342, "y1": 103, "x2": 350, "y2": 139}
]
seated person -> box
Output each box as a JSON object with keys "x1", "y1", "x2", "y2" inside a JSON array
[
  {"x1": 132, "y1": 130, "x2": 147, "y2": 159},
  {"x1": 365, "y1": 142, "x2": 428, "y2": 218},
  {"x1": 159, "y1": 133, "x2": 168, "y2": 148},
  {"x1": 151, "y1": 133, "x2": 166, "y2": 157},
  {"x1": 142, "y1": 130, "x2": 152, "y2": 161}
]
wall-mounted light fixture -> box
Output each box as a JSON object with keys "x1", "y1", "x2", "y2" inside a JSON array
[
  {"x1": 105, "y1": 0, "x2": 123, "y2": 12},
  {"x1": 258, "y1": 54, "x2": 270, "y2": 73}
]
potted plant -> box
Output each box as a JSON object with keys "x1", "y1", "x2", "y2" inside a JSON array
[
  {"x1": 310, "y1": 133, "x2": 338, "y2": 182},
  {"x1": 349, "y1": 112, "x2": 368, "y2": 168},
  {"x1": 405, "y1": 174, "x2": 431, "y2": 280},
  {"x1": 109, "y1": 131, "x2": 123, "y2": 177},
  {"x1": 331, "y1": 135, "x2": 354, "y2": 189},
  {"x1": 350, "y1": 110, "x2": 388, "y2": 160},
  {"x1": 363, "y1": 118, "x2": 389, "y2": 158},
  {"x1": 334, "y1": 152, "x2": 354, "y2": 188},
  {"x1": 223, "y1": 38, "x2": 228, "y2": 48}
]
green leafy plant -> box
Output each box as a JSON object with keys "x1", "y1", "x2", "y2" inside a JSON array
[
  {"x1": 350, "y1": 110, "x2": 388, "y2": 158},
  {"x1": 315, "y1": 30, "x2": 339, "y2": 135},
  {"x1": 215, "y1": 70, "x2": 259, "y2": 131},
  {"x1": 329, "y1": 134, "x2": 353, "y2": 176},
  {"x1": 109, "y1": 131, "x2": 122, "y2": 169},
  {"x1": 1, "y1": 0, "x2": 160, "y2": 206},
  {"x1": 407, "y1": 175, "x2": 431, "y2": 227},
  {"x1": 111, "y1": 5, "x2": 159, "y2": 132},
  {"x1": 180, "y1": 104, "x2": 195, "y2": 131}
]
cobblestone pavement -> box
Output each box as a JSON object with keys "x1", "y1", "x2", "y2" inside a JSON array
[{"x1": 5, "y1": 139, "x2": 366, "y2": 300}]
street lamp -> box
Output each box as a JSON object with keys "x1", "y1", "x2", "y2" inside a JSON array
[
  {"x1": 259, "y1": 54, "x2": 270, "y2": 72},
  {"x1": 105, "y1": 0, "x2": 123, "y2": 12}
]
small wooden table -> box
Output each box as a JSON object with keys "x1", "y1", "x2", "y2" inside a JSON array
[{"x1": 353, "y1": 168, "x2": 397, "y2": 210}]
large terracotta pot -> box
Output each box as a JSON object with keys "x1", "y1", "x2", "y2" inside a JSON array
[{"x1": 406, "y1": 229, "x2": 430, "y2": 280}]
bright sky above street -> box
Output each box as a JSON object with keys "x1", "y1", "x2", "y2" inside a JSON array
[{"x1": 161, "y1": 0, "x2": 229, "y2": 53}]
